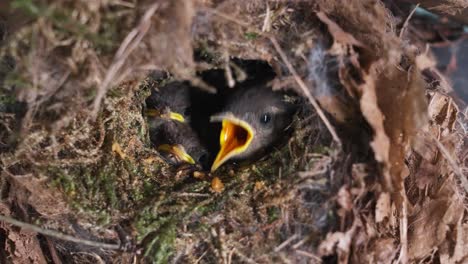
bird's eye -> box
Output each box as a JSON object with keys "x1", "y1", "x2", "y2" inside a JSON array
[
  {"x1": 260, "y1": 113, "x2": 271, "y2": 124},
  {"x1": 183, "y1": 107, "x2": 192, "y2": 116}
]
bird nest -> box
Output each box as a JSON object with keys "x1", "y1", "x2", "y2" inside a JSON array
[{"x1": 0, "y1": 0, "x2": 467, "y2": 263}]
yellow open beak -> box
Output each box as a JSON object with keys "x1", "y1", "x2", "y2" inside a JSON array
[
  {"x1": 146, "y1": 109, "x2": 185, "y2": 123},
  {"x1": 210, "y1": 114, "x2": 254, "y2": 172},
  {"x1": 157, "y1": 144, "x2": 195, "y2": 165}
]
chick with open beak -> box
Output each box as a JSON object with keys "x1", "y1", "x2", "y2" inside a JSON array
[{"x1": 210, "y1": 86, "x2": 296, "y2": 171}]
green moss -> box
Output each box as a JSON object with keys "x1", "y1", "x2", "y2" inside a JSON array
[
  {"x1": 142, "y1": 220, "x2": 177, "y2": 264},
  {"x1": 267, "y1": 206, "x2": 280, "y2": 223},
  {"x1": 12, "y1": 0, "x2": 120, "y2": 52},
  {"x1": 49, "y1": 168, "x2": 77, "y2": 197},
  {"x1": 3, "y1": 71, "x2": 32, "y2": 90},
  {"x1": 0, "y1": 93, "x2": 17, "y2": 107},
  {"x1": 194, "y1": 42, "x2": 223, "y2": 64},
  {"x1": 99, "y1": 165, "x2": 119, "y2": 208},
  {"x1": 312, "y1": 145, "x2": 331, "y2": 155},
  {"x1": 244, "y1": 32, "x2": 259, "y2": 40},
  {"x1": 11, "y1": 0, "x2": 43, "y2": 17}
]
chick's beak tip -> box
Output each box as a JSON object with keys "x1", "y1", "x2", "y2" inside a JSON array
[{"x1": 158, "y1": 144, "x2": 195, "y2": 165}]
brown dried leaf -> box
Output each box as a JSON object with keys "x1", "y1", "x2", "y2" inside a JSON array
[
  {"x1": 0, "y1": 203, "x2": 47, "y2": 263},
  {"x1": 413, "y1": 136, "x2": 439, "y2": 162},
  {"x1": 319, "y1": 221, "x2": 359, "y2": 262},
  {"x1": 316, "y1": 12, "x2": 363, "y2": 48},
  {"x1": 2, "y1": 227, "x2": 47, "y2": 264},
  {"x1": 439, "y1": 217, "x2": 468, "y2": 263},
  {"x1": 408, "y1": 195, "x2": 464, "y2": 260},
  {"x1": 355, "y1": 66, "x2": 392, "y2": 188},
  {"x1": 364, "y1": 238, "x2": 398, "y2": 263},
  {"x1": 428, "y1": 92, "x2": 458, "y2": 129},
  {"x1": 315, "y1": 94, "x2": 357, "y2": 124},
  {"x1": 211, "y1": 177, "x2": 224, "y2": 193},
  {"x1": 414, "y1": 159, "x2": 439, "y2": 189},
  {"x1": 7, "y1": 174, "x2": 69, "y2": 218}
]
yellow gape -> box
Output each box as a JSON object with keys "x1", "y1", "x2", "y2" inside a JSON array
[
  {"x1": 146, "y1": 109, "x2": 185, "y2": 123},
  {"x1": 157, "y1": 144, "x2": 195, "y2": 164},
  {"x1": 211, "y1": 115, "x2": 254, "y2": 172}
]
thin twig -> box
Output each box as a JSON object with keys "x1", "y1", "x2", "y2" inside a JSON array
[
  {"x1": 398, "y1": 188, "x2": 408, "y2": 264},
  {"x1": 233, "y1": 249, "x2": 257, "y2": 264},
  {"x1": 91, "y1": 3, "x2": 159, "y2": 118},
  {"x1": 433, "y1": 136, "x2": 468, "y2": 193},
  {"x1": 203, "y1": 8, "x2": 250, "y2": 28},
  {"x1": 0, "y1": 214, "x2": 121, "y2": 250},
  {"x1": 399, "y1": 4, "x2": 419, "y2": 38},
  {"x1": 298, "y1": 167, "x2": 328, "y2": 178},
  {"x1": 269, "y1": 37, "x2": 342, "y2": 146},
  {"x1": 295, "y1": 249, "x2": 322, "y2": 262},
  {"x1": 261, "y1": 2, "x2": 271, "y2": 32},
  {"x1": 175, "y1": 192, "x2": 211, "y2": 197},
  {"x1": 224, "y1": 52, "x2": 235, "y2": 88},
  {"x1": 292, "y1": 237, "x2": 308, "y2": 249},
  {"x1": 274, "y1": 234, "x2": 298, "y2": 252}
]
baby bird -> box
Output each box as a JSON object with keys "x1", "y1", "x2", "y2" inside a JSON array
[
  {"x1": 146, "y1": 81, "x2": 210, "y2": 168},
  {"x1": 145, "y1": 81, "x2": 192, "y2": 123},
  {"x1": 148, "y1": 119, "x2": 210, "y2": 168},
  {"x1": 210, "y1": 86, "x2": 296, "y2": 171}
]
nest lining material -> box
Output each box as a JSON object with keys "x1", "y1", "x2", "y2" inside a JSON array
[{"x1": 0, "y1": 0, "x2": 466, "y2": 263}]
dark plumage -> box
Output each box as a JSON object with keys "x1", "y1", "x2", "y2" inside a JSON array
[
  {"x1": 145, "y1": 81, "x2": 192, "y2": 122},
  {"x1": 145, "y1": 70, "x2": 295, "y2": 172},
  {"x1": 148, "y1": 119, "x2": 210, "y2": 168},
  {"x1": 146, "y1": 81, "x2": 211, "y2": 168},
  {"x1": 210, "y1": 86, "x2": 296, "y2": 171}
]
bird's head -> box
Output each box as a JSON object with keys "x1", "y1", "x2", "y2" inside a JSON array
[
  {"x1": 158, "y1": 143, "x2": 210, "y2": 168},
  {"x1": 145, "y1": 81, "x2": 193, "y2": 123},
  {"x1": 151, "y1": 120, "x2": 211, "y2": 169},
  {"x1": 210, "y1": 87, "x2": 295, "y2": 171},
  {"x1": 146, "y1": 108, "x2": 186, "y2": 123}
]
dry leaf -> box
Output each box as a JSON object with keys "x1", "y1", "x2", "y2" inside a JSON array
[
  {"x1": 0, "y1": 203, "x2": 47, "y2": 264},
  {"x1": 254, "y1": 181, "x2": 265, "y2": 192},
  {"x1": 408, "y1": 196, "x2": 464, "y2": 260},
  {"x1": 439, "y1": 218, "x2": 468, "y2": 263},
  {"x1": 428, "y1": 92, "x2": 458, "y2": 129},
  {"x1": 211, "y1": 177, "x2": 224, "y2": 193},
  {"x1": 363, "y1": 238, "x2": 397, "y2": 263},
  {"x1": 316, "y1": 12, "x2": 363, "y2": 48},
  {"x1": 7, "y1": 175, "x2": 69, "y2": 218}
]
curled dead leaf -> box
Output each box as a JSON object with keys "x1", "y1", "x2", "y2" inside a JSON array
[
  {"x1": 254, "y1": 181, "x2": 265, "y2": 192},
  {"x1": 408, "y1": 195, "x2": 464, "y2": 260},
  {"x1": 316, "y1": 12, "x2": 363, "y2": 48},
  {"x1": 211, "y1": 177, "x2": 224, "y2": 193},
  {"x1": 428, "y1": 92, "x2": 458, "y2": 130}
]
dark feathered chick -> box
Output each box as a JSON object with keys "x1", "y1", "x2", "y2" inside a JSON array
[
  {"x1": 145, "y1": 81, "x2": 192, "y2": 123},
  {"x1": 148, "y1": 119, "x2": 210, "y2": 168},
  {"x1": 146, "y1": 81, "x2": 211, "y2": 168},
  {"x1": 210, "y1": 86, "x2": 296, "y2": 171}
]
